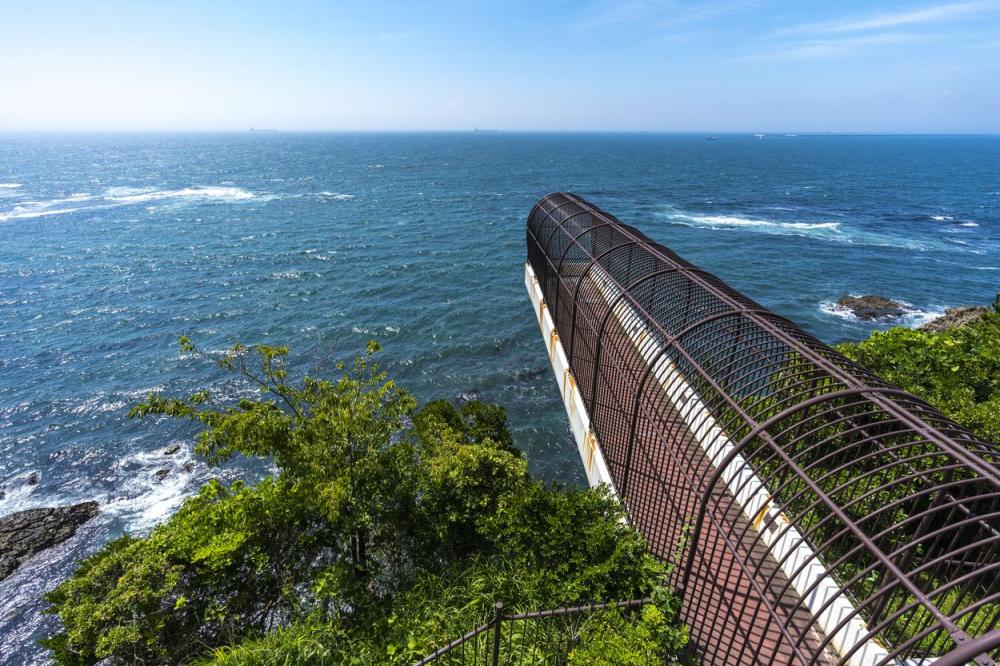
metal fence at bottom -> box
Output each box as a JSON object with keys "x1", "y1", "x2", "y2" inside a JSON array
[{"x1": 413, "y1": 598, "x2": 654, "y2": 666}]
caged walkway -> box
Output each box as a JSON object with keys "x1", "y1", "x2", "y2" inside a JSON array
[{"x1": 524, "y1": 193, "x2": 1000, "y2": 666}]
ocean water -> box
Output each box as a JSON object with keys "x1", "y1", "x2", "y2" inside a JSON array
[{"x1": 1, "y1": 132, "x2": 998, "y2": 661}]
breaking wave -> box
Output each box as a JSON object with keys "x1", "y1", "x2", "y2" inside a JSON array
[
  {"x1": 0, "y1": 206, "x2": 87, "y2": 222},
  {"x1": 656, "y1": 205, "x2": 989, "y2": 253},
  {"x1": 103, "y1": 185, "x2": 256, "y2": 203},
  {"x1": 819, "y1": 298, "x2": 945, "y2": 328},
  {"x1": 659, "y1": 208, "x2": 842, "y2": 239},
  {"x1": 0, "y1": 186, "x2": 259, "y2": 222}
]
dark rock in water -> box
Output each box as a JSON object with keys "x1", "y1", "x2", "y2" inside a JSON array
[
  {"x1": 25, "y1": 472, "x2": 39, "y2": 485},
  {"x1": 836, "y1": 295, "x2": 907, "y2": 321},
  {"x1": 919, "y1": 306, "x2": 990, "y2": 332},
  {"x1": 183, "y1": 462, "x2": 195, "y2": 473},
  {"x1": 516, "y1": 367, "x2": 548, "y2": 382},
  {"x1": 154, "y1": 468, "x2": 170, "y2": 482},
  {"x1": 163, "y1": 444, "x2": 181, "y2": 456},
  {"x1": 0, "y1": 502, "x2": 99, "y2": 581},
  {"x1": 0, "y1": 490, "x2": 5, "y2": 501}
]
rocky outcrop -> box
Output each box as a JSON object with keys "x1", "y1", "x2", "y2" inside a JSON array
[
  {"x1": 919, "y1": 306, "x2": 990, "y2": 332},
  {"x1": 836, "y1": 295, "x2": 907, "y2": 321},
  {"x1": 0, "y1": 502, "x2": 99, "y2": 581}
]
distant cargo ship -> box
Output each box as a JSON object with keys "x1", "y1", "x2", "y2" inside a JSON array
[{"x1": 250, "y1": 127, "x2": 277, "y2": 132}]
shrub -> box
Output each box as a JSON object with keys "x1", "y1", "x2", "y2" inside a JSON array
[{"x1": 43, "y1": 340, "x2": 683, "y2": 664}]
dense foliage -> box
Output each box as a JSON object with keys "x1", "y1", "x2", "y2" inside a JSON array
[
  {"x1": 43, "y1": 339, "x2": 684, "y2": 664},
  {"x1": 837, "y1": 301, "x2": 1000, "y2": 444}
]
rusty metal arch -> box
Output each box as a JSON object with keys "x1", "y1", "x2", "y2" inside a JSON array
[{"x1": 526, "y1": 193, "x2": 1000, "y2": 665}]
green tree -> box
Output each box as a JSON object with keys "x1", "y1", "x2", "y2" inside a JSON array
[{"x1": 43, "y1": 340, "x2": 683, "y2": 664}]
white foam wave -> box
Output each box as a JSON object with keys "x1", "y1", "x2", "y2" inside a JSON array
[
  {"x1": 0, "y1": 472, "x2": 40, "y2": 510},
  {"x1": 316, "y1": 191, "x2": 354, "y2": 200},
  {"x1": 0, "y1": 192, "x2": 98, "y2": 220},
  {"x1": 1, "y1": 186, "x2": 260, "y2": 222},
  {"x1": 0, "y1": 206, "x2": 86, "y2": 222},
  {"x1": 687, "y1": 214, "x2": 771, "y2": 227},
  {"x1": 819, "y1": 301, "x2": 855, "y2": 321},
  {"x1": 104, "y1": 185, "x2": 255, "y2": 203},
  {"x1": 819, "y1": 298, "x2": 944, "y2": 328},
  {"x1": 931, "y1": 215, "x2": 954, "y2": 221},
  {"x1": 657, "y1": 206, "x2": 984, "y2": 252},
  {"x1": 351, "y1": 324, "x2": 400, "y2": 336},
  {"x1": 0, "y1": 183, "x2": 22, "y2": 189},
  {"x1": 960, "y1": 221, "x2": 979, "y2": 227},
  {"x1": 783, "y1": 222, "x2": 841, "y2": 230},
  {"x1": 18, "y1": 193, "x2": 94, "y2": 209},
  {"x1": 100, "y1": 444, "x2": 203, "y2": 532},
  {"x1": 664, "y1": 209, "x2": 842, "y2": 236}
]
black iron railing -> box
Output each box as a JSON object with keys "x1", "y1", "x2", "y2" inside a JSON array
[{"x1": 524, "y1": 193, "x2": 1000, "y2": 665}]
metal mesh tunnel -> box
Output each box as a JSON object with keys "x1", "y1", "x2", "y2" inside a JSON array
[{"x1": 525, "y1": 192, "x2": 1000, "y2": 665}]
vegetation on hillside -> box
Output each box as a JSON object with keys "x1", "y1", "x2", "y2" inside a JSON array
[
  {"x1": 42, "y1": 339, "x2": 686, "y2": 665},
  {"x1": 836, "y1": 299, "x2": 1000, "y2": 444}
]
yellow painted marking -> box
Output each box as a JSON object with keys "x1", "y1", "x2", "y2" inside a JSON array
[
  {"x1": 753, "y1": 503, "x2": 771, "y2": 530},
  {"x1": 636, "y1": 327, "x2": 648, "y2": 350},
  {"x1": 585, "y1": 429, "x2": 597, "y2": 470}
]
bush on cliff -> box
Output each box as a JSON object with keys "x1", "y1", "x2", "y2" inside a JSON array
[
  {"x1": 836, "y1": 301, "x2": 1000, "y2": 444},
  {"x1": 42, "y1": 339, "x2": 683, "y2": 664}
]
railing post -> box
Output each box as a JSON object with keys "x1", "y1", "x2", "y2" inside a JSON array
[{"x1": 491, "y1": 601, "x2": 504, "y2": 666}]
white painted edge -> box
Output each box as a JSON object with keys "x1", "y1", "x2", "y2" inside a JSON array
[
  {"x1": 524, "y1": 263, "x2": 617, "y2": 494},
  {"x1": 525, "y1": 260, "x2": 888, "y2": 666}
]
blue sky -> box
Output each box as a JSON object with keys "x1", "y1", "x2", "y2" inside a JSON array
[{"x1": 1, "y1": 0, "x2": 998, "y2": 132}]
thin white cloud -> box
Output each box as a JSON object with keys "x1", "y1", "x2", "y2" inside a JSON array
[
  {"x1": 573, "y1": 0, "x2": 652, "y2": 32},
  {"x1": 775, "y1": 0, "x2": 1000, "y2": 36},
  {"x1": 572, "y1": 0, "x2": 758, "y2": 33},
  {"x1": 746, "y1": 33, "x2": 922, "y2": 61}
]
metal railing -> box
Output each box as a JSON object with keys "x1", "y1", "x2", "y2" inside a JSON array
[
  {"x1": 525, "y1": 193, "x2": 1000, "y2": 665},
  {"x1": 413, "y1": 598, "x2": 653, "y2": 666}
]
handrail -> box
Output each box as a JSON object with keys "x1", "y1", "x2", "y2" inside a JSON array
[{"x1": 412, "y1": 598, "x2": 652, "y2": 665}]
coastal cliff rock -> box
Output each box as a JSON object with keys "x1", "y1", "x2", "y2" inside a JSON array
[
  {"x1": 836, "y1": 295, "x2": 907, "y2": 320},
  {"x1": 919, "y1": 306, "x2": 990, "y2": 332},
  {"x1": 0, "y1": 502, "x2": 99, "y2": 581}
]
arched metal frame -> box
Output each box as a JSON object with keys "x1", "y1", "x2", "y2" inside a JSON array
[{"x1": 526, "y1": 193, "x2": 1000, "y2": 666}]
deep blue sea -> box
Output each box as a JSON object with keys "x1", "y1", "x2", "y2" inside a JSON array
[{"x1": 1, "y1": 132, "x2": 998, "y2": 662}]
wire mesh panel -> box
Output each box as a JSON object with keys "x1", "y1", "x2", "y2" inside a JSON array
[{"x1": 526, "y1": 193, "x2": 1000, "y2": 666}]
